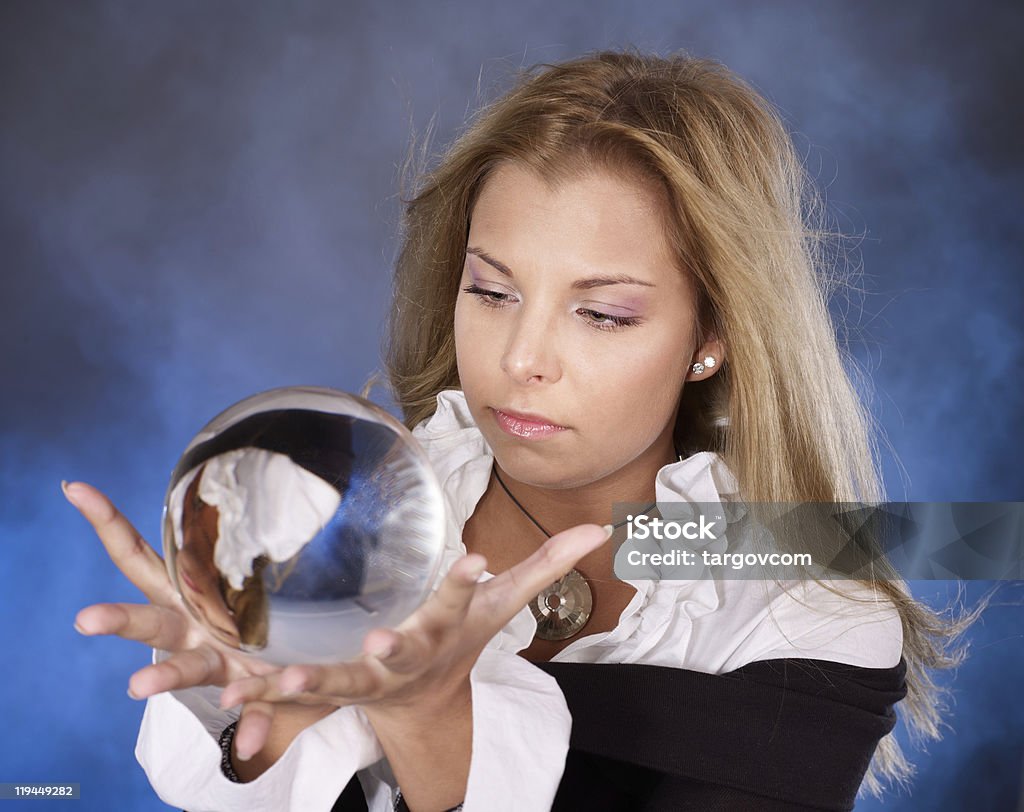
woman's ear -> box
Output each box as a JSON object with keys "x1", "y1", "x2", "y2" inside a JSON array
[{"x1": 686, "y1": 337, "x2": 726, "y2": 381}]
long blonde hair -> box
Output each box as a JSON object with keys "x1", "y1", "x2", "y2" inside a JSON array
[{"x1": 369, "y1": 48, "x2": 976, "y2": 795}]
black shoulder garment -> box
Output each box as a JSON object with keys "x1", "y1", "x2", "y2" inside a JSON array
[
  {"x1": 537, "y1": 657, "x2": 907, "y2": 812},
  {"x1": 331, "y1": 657, "x2": 907, "y2": 812}
]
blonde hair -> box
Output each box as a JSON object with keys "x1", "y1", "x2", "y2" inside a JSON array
[{"x1": 368, "y1": 49, "x2": 977, "y2": 795}]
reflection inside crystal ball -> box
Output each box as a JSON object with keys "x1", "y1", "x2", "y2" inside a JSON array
[{"x1": 162, "y1": 387, "x2": 446, "y2": 666}]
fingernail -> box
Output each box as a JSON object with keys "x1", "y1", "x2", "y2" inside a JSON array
[
  {"x1": 235, "y1": 744, "x2": 253, "y2": 761},
  {"x1": 73, "y1": 621, "x2": 87, "y2": 635},
  {"x1": 601, "y1": 524, "x2": 615, "y2": 540},
  {"x1": 62, "y1": 481, "x2": 80, "y2": 504},
  {"x1": 127, "y1": 687, "x2": 141, "y2": 700},
  {"x1": 368, "y1": 641, "x2": 393, "y2": 659},
  {"x1": 465, "y1": 557, "x2": 487, "y2": 581}
]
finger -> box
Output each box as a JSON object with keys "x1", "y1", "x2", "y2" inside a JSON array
[
  {"x1": 221, "y1": 662, "x2": 377, "y2": 706},
  {"x1": 360, "y1": 627, "x2": 421, "y2": 676},
  {"x1": 277, "y1": 662, "x2": 382, "y2": 702},
  {"x1": 75, "y1": 602, "x2": 188, "y2": 651},
  {"x1": 220, "y1": 674, "x2": 289, "y2": 708},
  {"x1": 409, "y1": 553, "x2": 487, "y2": 637},
  {"x1": 127, "y1": 645, "x2": 223, "y2": 698},
  {"x1": 484, "y1": 523, "x2": 612, "y2": 625},
  {"x1": 63, "y1": 481, "x2": 175, "y2": 605},
  {"x1": 234, "y1": 701, "x2": 274, "y2": 761}
]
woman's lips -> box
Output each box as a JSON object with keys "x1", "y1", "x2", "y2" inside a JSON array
[{"x1": 491, "y1": 408, "x2": 568, "y2": 440}]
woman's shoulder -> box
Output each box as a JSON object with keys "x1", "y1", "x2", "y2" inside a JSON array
[
  {"x1": 705, "y1": 577, "x2": 904, "y2": 672},
  {"x1": 409, "y1": 389, "x2": 494, "y2": 501}
]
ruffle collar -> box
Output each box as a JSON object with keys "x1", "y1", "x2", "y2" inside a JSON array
[{"x1": 411, "y1": 389, "x2": 736, "y2": 664}]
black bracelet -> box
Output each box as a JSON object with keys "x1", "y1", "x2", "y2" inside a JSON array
[
  {"x1": 218, "y1": 721, "x2": 243, "y2": 783},
  {"x1": 393, "y1": 788, "x2": 463, "y2": 811}
]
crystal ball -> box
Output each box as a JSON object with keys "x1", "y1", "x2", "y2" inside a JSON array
[{"x1": 161, "y1": 386, "x2": 447, "y2": 665}]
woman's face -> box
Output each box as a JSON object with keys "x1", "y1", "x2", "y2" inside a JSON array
[{"x1": 454, "y1": 162, "x2": 720, "y2": 489}]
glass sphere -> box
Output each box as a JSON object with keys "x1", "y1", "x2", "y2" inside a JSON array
[{"x1": 161, "y1": 386, "x2": 446, "y2": 666}]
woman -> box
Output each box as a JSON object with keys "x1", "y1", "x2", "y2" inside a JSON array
[{"x1": 67, "y1": 49, "x2": 966, "y2": 811}]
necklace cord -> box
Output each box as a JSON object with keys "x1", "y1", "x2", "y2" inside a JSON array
[
  {"x1": 490, "y1": 439, "x2": 682, "y2": 539},
  {"x1": 489, "y1": 444, "x2": 684, "y2": 634}
]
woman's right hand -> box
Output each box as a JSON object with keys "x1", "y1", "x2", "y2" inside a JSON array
[{"x1": 66, "y1": 480, "x2": 285, "y2": 700}]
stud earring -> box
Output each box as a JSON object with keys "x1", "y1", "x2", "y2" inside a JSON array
[{"x1": 691, "y1": 356, "x2": 717, "y2": 375}]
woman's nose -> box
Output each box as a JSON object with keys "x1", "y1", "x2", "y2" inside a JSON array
[{"x1": 499, "y1": 311, "x2": 562, "y2": 385}]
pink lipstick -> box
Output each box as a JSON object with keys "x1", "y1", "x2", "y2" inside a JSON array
[{"x1": 491, "y1": 408, "x2": 569, "y2": 440}]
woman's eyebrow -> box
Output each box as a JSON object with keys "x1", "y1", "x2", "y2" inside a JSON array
[{"x1": 467, "y1": 246, "x2": 656, "y2": 290}]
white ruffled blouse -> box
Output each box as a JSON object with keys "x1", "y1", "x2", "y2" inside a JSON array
[{"x1": 135, "y1": 389, "x2": 903, "y2": 812}]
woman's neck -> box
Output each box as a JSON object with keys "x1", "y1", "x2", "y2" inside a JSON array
[{"x1": 490, "y1": 432, "x2": 677, "y2": 536}]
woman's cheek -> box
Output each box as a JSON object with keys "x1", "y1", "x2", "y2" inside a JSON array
[{"x1": 454, "y1": 301, "x2": 488, "y2": 347}]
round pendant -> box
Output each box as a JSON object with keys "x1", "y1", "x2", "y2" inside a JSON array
[{"x1": 529, "y1": 568, "x2": 593, "y2": 641}]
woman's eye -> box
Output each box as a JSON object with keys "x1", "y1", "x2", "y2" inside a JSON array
[
  {"x1": 462, "y1": 285, "x2": 641, "y2": 332},
  {"x1": 577, "y1": 308, "x2": 643, "y2": 332},
  {"x1": 462, "y1": 284, "x2": 511, "y2": 306},
  {"x1": 581, "y1": 309, "x2": 613, "y2": 324}
]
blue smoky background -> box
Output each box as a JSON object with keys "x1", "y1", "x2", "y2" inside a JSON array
[{"x1": 1, "y1": 2, "x2": 1020, "y2": 809}]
